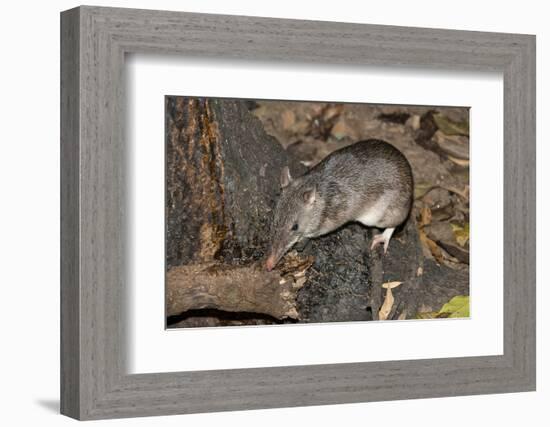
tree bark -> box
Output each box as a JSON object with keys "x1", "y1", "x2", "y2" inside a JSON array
[{"x1": 165, "y1": 97, "x2": 304, "y2": 269}]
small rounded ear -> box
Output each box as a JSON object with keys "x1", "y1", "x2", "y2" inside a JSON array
[
  {"x1": 303, "y1": 188, "x2": 316, "y2": 205},
  {"x1": 280, "y1": 166, "x2": 292, "y2": 188}
]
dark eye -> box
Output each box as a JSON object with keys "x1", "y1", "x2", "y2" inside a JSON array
[{"x1": 291, "y1": 223, "x2": 298, "y2": 231}]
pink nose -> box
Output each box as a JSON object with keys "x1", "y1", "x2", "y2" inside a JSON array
[{"x1": 265, "y1": 256, "x2": 275, "y2": 271}]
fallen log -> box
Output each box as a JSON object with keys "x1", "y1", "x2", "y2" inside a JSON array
[{"x1": 166, "y1": 255, "x2": 313, "y2": 320}]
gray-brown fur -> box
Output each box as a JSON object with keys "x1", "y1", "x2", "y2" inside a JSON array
[{"x1": 266, "y1": 139, "x2": 413, "y2": 270}]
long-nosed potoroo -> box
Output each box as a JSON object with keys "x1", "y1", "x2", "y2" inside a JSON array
[{"x1": 265, "y1": 139, "x2": 413, "y2": 271}]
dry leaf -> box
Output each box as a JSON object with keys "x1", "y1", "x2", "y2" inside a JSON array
[
  {"x1": 447, "y1": 155, "x2": 470, "y2": 167},
  {"x1": 419, "y1": 207, "x2": 432, "y2": 227},
  {"x1": 433, "y1": 130, "x2": 469, "y2": 160},
  {"x1": 330, "y1": 120, "x2": 357, "y2": 140},
  {"x1": 439, "y1": 295, "x2": 470, "y2": 318},
  {"x1": 418, "y1": 228, "x2": 434, "y2": 259},
  {"x1": 281, "y1": 110, "x2": 296, "y2": 130},
  {"x1": 432, "y1": 113, "x2": 469, "y2": 136},
  {"x1": 378, "y1": 290, "x2": 394, "y2": 321},
  {"x1": 443, "y1": 184, "x2": 469, "y2": 200},
  {"x1": 418, "y1": 229, "x2": 445, "y2": 265},
  {"x1": 323, "y1": 104, "x2": 344, "y2": 121},
  {"x1": 450, "y1": 222, "x2": 470, "y2": 247},
  {"x1": 379, "y1": 281, "x2": 402, "y2": 320},
  {"x1": 407, "y1": 114, "x2": 421, "y2": 130},
  {"x1": 438, "y1": 241, "x2": 469, "y2": 264},
  {"x1": 382, "y1": 281, "x2": 403, "y2": 289}
]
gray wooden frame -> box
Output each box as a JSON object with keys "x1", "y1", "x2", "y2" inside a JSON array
[{"x1": 60, "y1": 5, "x2": 536, "y2": 420}]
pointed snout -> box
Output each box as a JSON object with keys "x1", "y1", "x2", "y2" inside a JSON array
[
  {"x1": 265, "y1": 255, "x2": 277, "y2": 271},
  {"x1": 266, "y1": 235, "x2": 300, "y2": 271},
  {"x1": 265, "y1": 246, "x2": 285, "y2": 271}
]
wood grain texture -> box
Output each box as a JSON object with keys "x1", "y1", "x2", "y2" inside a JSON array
[
  {"x1": 166, "y1": 262, "x2": 309, "y2": 319},
  {"x1": 60, "y1": 5, "x2": 536, "y2": 420},
  {"x1": 60, "y1": 7, "x2": 80, "y2": 419}
]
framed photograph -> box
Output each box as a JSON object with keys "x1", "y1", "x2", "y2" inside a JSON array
[{"x1": 61, "y1": 6, "x2": 535, "y2": 420}]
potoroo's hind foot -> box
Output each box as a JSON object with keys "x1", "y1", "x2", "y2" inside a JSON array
[{"x1": 370, "y1": 227, "x2": 395, "y2": 254}]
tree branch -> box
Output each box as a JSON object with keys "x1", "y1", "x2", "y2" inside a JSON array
[{"x1": 166, "y1": 259, "x2": 311, "y2": 320}]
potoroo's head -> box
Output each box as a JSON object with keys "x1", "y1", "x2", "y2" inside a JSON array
[{"x1": 265, "y1": 166, "x2": 317, "y2": 271}]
